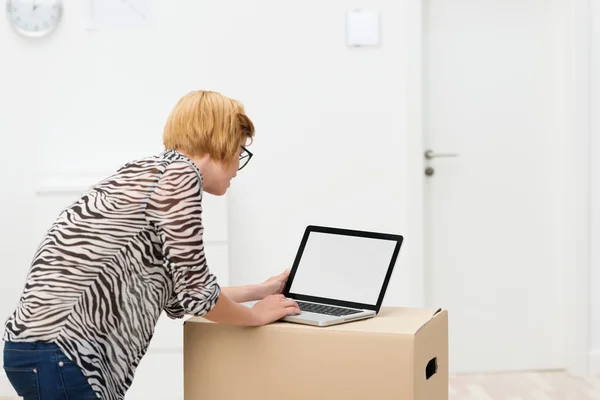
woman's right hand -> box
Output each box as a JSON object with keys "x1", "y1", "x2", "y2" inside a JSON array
[{"x1": 250, "y1": 294, "x2": 301, "y2": 326}]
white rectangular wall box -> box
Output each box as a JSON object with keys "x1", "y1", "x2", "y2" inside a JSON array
[{"x1": 346, "y1": 9, "x2": 380, "y2": 47}]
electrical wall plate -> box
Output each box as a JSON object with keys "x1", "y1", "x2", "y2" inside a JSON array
[{"x1": 346, "y1": 9, "x2": 380, "y2": 47}]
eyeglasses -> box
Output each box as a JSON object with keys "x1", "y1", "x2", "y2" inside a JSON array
[{"x1": 239, "y1": 146, "x2": 253, "y2": 170}]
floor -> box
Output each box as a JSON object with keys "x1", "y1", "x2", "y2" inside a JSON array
[{"x1": 450, "y1": 371, "x2": 600, "y2": 400}]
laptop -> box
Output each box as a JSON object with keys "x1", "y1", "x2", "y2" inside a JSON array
[{"x1": 280, "y1": 225, "x2": 404, "y2": 327}]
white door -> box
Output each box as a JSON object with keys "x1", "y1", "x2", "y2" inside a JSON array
[{"x1": 424, "y1": 0, "x2": 568, "y2": 373}]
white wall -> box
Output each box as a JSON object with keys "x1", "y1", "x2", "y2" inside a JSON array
[
  {"x1": 225, "y1": 2, "x2": 412, "y2": 308},
  {"x1": 0, "y1": 0, "x2": 413, "y2": 397},
  {"x1": 590, "y1": 0, "x2": 600, "y2": 376},
  {"x1": 5, "y1": 0, "x2": 413, "y2": 305}
]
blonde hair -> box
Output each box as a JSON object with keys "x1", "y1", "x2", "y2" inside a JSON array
[{"x1": 163, "y1": 90, "x2": 255, "y2": 163}]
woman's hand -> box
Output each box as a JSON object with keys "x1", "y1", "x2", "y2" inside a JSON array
[
  {"x1": 250, "y1": 294, "x2": 301, "y2": 326},
  {"x1": 220, "y1": 270, "x2": 291, "y2": 304},
  {"x1": 260, "y1": 269, "x2": 290, "y2": 297},
  {"x1": 204, "y1": 293, "x2": 299, "y2": 326}
]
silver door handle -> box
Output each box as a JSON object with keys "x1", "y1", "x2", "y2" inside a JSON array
[{"x1": 424, "y1": 149, "x2": 459, "y2": 160}]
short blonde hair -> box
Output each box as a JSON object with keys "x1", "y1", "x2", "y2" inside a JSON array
[{"x1": 163, "y1": 90, "x2": 255, "y2": 163}]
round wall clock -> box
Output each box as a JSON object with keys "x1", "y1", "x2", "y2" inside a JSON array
[{"x1": 6, "y1": 0, "x2": 63, "y2": 38}]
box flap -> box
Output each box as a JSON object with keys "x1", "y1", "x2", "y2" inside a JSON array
[{"x1": 185, "y1": 307, "x2": 443, "y2": 335}]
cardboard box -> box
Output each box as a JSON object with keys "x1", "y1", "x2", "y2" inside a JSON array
[{"x1": 183, "y1": 307, "x2": 448, "y2": 400}]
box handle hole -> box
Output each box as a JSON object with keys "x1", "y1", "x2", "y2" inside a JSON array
[{"x1": 425, "y1": 357, "x2": 438, "y2": 380}]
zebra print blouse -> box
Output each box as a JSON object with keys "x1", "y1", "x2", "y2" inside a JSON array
[{"x1": 3, "y1": 149, "x2": 221, "y2": 399}]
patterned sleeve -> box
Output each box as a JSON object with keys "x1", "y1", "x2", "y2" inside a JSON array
[
  {"x1": 163, "y1": 294, "x2": 186, "y2": 319},
  {"x1": 145, "y1": 161, "x2": 221, "y2": 319}
]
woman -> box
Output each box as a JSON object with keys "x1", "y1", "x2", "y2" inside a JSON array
[{"x1": 2, "y1": 90, "x2": 301, "y2": 399}]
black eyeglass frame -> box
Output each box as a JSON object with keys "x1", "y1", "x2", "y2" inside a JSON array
[{"x1": 239, "y1": 146, "x2": 253, "y2": 170}]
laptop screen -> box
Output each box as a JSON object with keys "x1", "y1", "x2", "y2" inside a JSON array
[{"x1": 287, "y1": 230, "x2": 399, "y2": 306}]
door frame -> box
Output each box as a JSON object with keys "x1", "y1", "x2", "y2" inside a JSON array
[{"x1": 405, "y1": 0, "x2": 591, "y2": 375}]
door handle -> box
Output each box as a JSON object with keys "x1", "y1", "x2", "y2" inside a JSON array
[{"x1": 424, "y1": 149, "x2": 459, "y2": 160}]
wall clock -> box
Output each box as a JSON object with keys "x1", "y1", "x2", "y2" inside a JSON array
[{"x1": 6, "y1": 0, "x2": 63, "y2": 38}]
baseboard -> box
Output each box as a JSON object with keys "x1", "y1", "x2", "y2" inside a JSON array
[{"x1": 591, "y1": 350, "x2": 600, "y2": 375}]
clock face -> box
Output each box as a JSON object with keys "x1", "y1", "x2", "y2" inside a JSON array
[{"x1": 6, "y1": 0, "x2": 63, "y2": 38}]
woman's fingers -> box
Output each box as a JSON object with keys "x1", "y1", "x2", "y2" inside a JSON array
[
  {"x1": 285, "y1": 302, "x2": 301, "y2": 315},
  {"x1": 282, "y1": 298, "x2": 298, "y2": 307},
  {"x1": 282, "y1": 306, "x2": 301, "y2": 316},
  {"x1": 272, "y1": 295, "x2": 300, "y2": 314}
]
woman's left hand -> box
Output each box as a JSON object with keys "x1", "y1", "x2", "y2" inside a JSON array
[{"x1": 260, "y1": 269, "x2": 290, "y2": 297}]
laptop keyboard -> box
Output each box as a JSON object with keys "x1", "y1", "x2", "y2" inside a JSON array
[{"x1": 295, "y1": 300, "x2": 363, "y2": 317}]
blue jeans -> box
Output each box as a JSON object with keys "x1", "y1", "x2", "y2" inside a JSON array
[{"x1": 2, "y1": 341, "x2": 97, "y2": 399}]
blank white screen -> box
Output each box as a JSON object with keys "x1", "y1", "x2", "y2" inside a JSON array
[{"x1": 288, "y1": 232, "x2": 398, "y2": 305}]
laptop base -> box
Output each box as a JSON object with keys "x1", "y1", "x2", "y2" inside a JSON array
[{"x1": 281, "y1": 309, "x2": 376, "y2": 327}]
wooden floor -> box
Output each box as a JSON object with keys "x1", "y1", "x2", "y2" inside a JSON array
[{"x1": 450, "y1": 371, "x2": 600, "y2": 400}]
